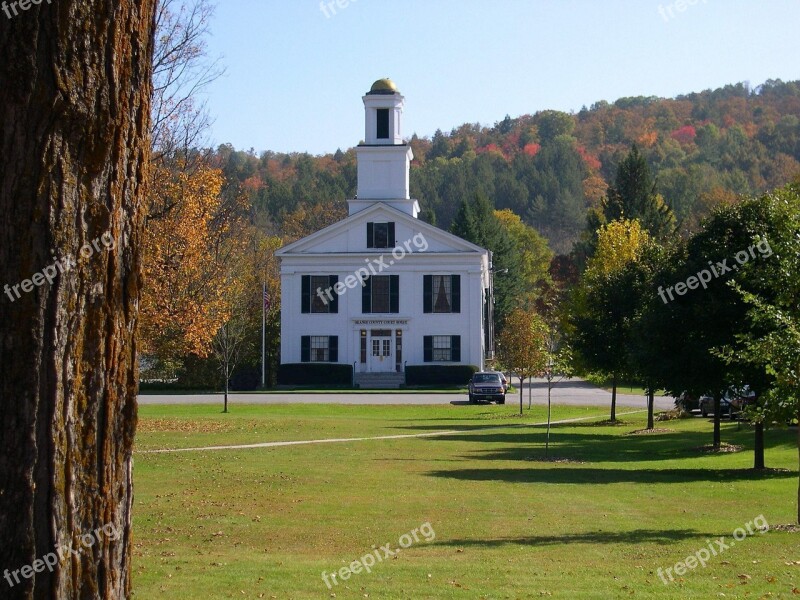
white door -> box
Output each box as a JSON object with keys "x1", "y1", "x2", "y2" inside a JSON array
[{"x1": 368, "y1": 331, "x2": 394, "y2": 372}]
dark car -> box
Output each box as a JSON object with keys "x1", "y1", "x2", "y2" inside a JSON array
[
  {"x1": 468, "y1": 372, "x2": 506, "y2": 404},
  {"x1": 699, "y1": 386, "x2": 756, "y2": 418}
]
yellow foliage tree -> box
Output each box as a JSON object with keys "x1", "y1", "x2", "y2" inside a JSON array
[
  {"x1": 498, "y1": 307, "x2": 549, "y2": 415},
  {"x1": 585, "y1": 218, "x2": 650, "y2": 279},
  {"x1": 140, "y1": 161, "x2": 247, "y2": 360}
]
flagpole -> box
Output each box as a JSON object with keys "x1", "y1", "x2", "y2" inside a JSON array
[{"x1": 261, "y1": 282, "x2": 266, "y2": 389}]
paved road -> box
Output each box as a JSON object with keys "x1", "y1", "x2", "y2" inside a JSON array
[{"x1": 138, "y1": 378, "x2": 676, "y2": 410}]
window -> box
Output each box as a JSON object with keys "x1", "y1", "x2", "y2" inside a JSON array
[
  {"x1": 423, "y1": 335, "x2": 461, "y2": 362},
  {"x1": 423, "y1": 275, "x2": 461, "y2": 313},
  {"x1": 376, "y1": 108, "x2": 390, "y2": 139},
  {"x1": 301, "y1": 336, "x2": 339, "y2": 363},
  {"x1": 361, "y1": 275, "x2": 399, "y2": 313},
  {"x1": 301, "y1": 275, "x2": 338, "y2": 314},
  {"x1": 371, "y1": 276, "x2": 390, "y2": 313},
  {"x1": 367, "y1": 222, "x2": 395, "y2": 249}
]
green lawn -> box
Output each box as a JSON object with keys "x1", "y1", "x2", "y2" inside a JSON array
[{"x1": 132, "y1": 403, "x2": 799, "y2": 599}]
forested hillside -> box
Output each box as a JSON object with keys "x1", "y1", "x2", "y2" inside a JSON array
[{"x1": 214, "y1": 79, "x2": 800, "y2": 254}]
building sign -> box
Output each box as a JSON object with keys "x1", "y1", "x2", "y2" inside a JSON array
[{"x1": 354, "y1": 319, "x2": 409, "y2": 326}]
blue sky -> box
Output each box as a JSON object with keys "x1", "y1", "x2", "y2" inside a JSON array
[{"x1": 203, "y1": 0, "x2": 800, "y2": 155}]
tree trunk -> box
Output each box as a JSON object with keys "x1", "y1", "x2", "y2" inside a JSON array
[
  {"x1": 0, "y1": 3, "x2": 155, "y2": 598},
  {"x1": 528, "y1": 377, "x2": 531, "y2": 409},
  {"x1": 519, "y1": 377, "x2": 524, "y2": 416},
  {"x1": 545, "y1": 383, "x2": 553, "y2": 458},
  {"x1": 753, "y1": 422, "x2": 765, "y2": 470},
  {"x1": 223, "y1": 365, "x2": 229, "y2": 414},
  {"x1": 610, "y1": 373, "x2": 617, "y2": 422},
  {"x1": 647, "y1": 388, "x2": 655, "y2": 430},
  {"x1": 713, "y1": 395, "x2": 721, "y2": 450},
  {"x1": 796, "y1": 408, "x2": 799, "y2": 524}
]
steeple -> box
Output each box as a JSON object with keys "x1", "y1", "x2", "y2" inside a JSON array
[{"x1": 350, "y1": 79, "x2": 420, "y2": 218}]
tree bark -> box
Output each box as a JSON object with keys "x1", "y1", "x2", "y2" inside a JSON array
[
  {"x1": 713, "y1": 395, "x2": 721, "y2": 450},
  {"x1": 797, "y1": 408, "x2": 799, "y2": 524},
  {"x1": 647, "y1": 388, "x2": 654, "y2": 430},
  {"x1": 610, "y1": 372, "x2": 617, "y2": 422},
  {"x1": 519, "y1": 377, "x2": 524, "y2": 416},
  {"x1": 0, "y1": 2, "x2": 155, "y2": 598},
  {"x1": 753, "y1": 422, "x2": 765, "y2": 470}
]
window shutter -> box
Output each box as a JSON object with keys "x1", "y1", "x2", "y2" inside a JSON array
[
  {"x1": 367, "y1": 223, "x2": 374, "y2": 248},
  {"x1": 423, "y1": 275, "x2": 432, "y2": 313},
  {"x1": 329, "y1": 336, "x2": 338, "y2": 362},
  {"x1": 301, "y1": 336, "x2": 310, "y2": 362},
  {"x1": 301, "y1": 276, "x2": 311, "y2": 313},
  {"x1": 389, "y1": 275, "x2": 399, "y2": 313},
  {"x1": 388, "y1": 222, "x2": 396, "y2": 247},
  {"x1": 423, "y1": 336, "x2": 433, "y2": 363},
  {"x1": 328, "y1": 275, "x2": 339, "y2": 313},
  {"x1": 451, "y1": 275, "x2": 461, "y2": 313},
  {"x1": 362, "y1": 276, "x2": 371, "y2": 313},
  {"x1": 451, "y1": 336, "x2": 461, "y2": 362}
]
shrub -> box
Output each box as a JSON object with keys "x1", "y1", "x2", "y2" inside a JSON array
[
  {"x1": 277, "y1": 363, "x2": 353, "y2": 386},
  {"x1": 405, "y1": 365, "x2": 478, "y2": 386}
]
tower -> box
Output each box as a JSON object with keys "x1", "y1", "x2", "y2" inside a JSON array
[{"x1": 350, "y1": 78, "x2": 420, "y2": 218}]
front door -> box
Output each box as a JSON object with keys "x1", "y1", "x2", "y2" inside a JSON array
[{"x1": 368, "y1": 329, "x2": 394, "y2": 372}]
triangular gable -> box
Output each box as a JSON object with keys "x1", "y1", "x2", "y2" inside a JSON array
[{"x1": 276, "y1": 203, "x2": 487, "y2": 256}]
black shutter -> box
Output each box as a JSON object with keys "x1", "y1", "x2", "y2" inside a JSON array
[
  {"x1": 451, "y1": 275, "x2": 461, "y2": 313},
  {"x1": 367, "y1": 222, "x2": 374, "y2": 248},
  {"x1": 301, "y1": 336, "x2": 310, "y2": 362},
  {"x1": 329, "y1": 336, "x2": 338, "y2": 362},
  {"x1": 362, "y1": 276, "x2": 372, "y2": 313},
  {"x1": 451, "y1": 336, "x2": 461, "y2": 362},
  {"x1": 388, "y1": 222, "x2": 396, "y2": 247},
  {"x1": 423, "y1": 336, "x2": 433, "y2": 363},
  {"x1": 328, "y1": 275, "x2": 339, "y2": 313},
  {"x1": 301, "y1": 276, "x2": 311, "y2": 313},
  {"x1": 423, "y1": 275, "x2": 432, "y2": 313},
  {"x1": 389, "y1": 275, "x2": 399, "y2": 313}
]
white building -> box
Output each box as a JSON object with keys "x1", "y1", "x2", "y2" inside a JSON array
[{"x1": 277, "y1": 79, "x2": 491, "y2": 386}]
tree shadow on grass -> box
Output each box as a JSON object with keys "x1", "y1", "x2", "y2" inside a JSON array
[
  {"x1": 402, "y1": 427, "x2": 795, "y2": 464},
  {"x1": 425, "y1": 466, "x2": 795, "y2": 485},
  {"x1": 432, "y1": 528, "x2": 718, "y2": 548}
]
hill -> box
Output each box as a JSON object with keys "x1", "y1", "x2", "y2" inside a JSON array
[{"x1": 213, "y1": 79, "x2": 800, "y2": 254}]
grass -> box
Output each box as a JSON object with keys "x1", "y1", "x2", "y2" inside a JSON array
[{"x1": 132, "y1": 403, "x2": 799, "y2": 599}]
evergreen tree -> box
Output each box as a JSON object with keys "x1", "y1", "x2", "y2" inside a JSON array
[{"x1": 603, "y1": 144, "x2": 676, "y2": 239}]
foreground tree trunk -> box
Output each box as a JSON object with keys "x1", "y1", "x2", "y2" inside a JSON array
[
  {"x1": 646, "y1": 388, "x2": 655, "y2": 430},
  {"x1": 797, "y1": 409, "x2": 799, "y2": 524},
  {"x1": 713, "y1": 396, "x2": 722, "y2": 450},
  {"x1": 0, "y1": 2, "x2": 155, "y2": 598}
]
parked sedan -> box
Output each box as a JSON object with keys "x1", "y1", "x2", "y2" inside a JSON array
[
  {"x1": 699, "y1": 386, "x2": 756, "y2": 418},
  {"x1": 468, "y1": 372, "x2": 506, "y2": 404}
]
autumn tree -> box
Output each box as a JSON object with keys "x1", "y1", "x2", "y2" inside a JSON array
[
  {"x1": 567, "y1": 220, "x2": 650, "y2": 421},
  {"x1": 498, "y1": 308, "x2": 549, "y2": 416},
  {"x1": 140, "y1": 163, "x2": 247, "y2": 362},
  {"x1": 0, "y1": 1, "x2": 155, "y2": 597}
]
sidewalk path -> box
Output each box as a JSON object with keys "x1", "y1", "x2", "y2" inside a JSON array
[{"x1": 139, "y1": 410, "x2": 646, "y2": 454}]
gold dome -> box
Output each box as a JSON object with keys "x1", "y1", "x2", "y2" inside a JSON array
[{"x1": 368, "y1": 78, "x2": 399, "y2": 95}]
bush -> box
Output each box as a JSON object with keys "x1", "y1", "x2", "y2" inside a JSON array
[
  {"x1": 277, "y1": 363, "x2": 353, "y2": 386},
  {"x1": 405, "y1": 365, "x2": 478, "y2": 386}
]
